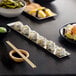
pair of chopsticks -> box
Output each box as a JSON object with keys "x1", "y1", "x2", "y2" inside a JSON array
[{"x1": 6, "y1": 41, "x2": 36, "y2": 68}]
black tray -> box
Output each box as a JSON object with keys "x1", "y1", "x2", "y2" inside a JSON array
[{"x1": 23, "y1": 10, "x2": 56, "y2": 20}]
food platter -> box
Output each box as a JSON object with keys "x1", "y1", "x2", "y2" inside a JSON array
[
  {"x1": 59, "y1": 22, "x2": 76, "y2": 44},
  {"x1": 7, "y1": 21, "x2": 70, "y2": 58},
  {"x1": 23, "y1": 11, "x2": 56, "y2": 20},
  {"x1": 23, "y1": 2, "x2": 57, "y2": 20}
]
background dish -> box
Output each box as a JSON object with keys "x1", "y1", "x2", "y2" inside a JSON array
[
  {"x1": 23, "y1": 11, "x2": 56, "y2": 20},
  {"x1": 0, "y1": 26, "x2": 10, "y2": 39},
  {"x1": 59, "y1": 22, "x2": 76, "y2": 44},
  {"x1": 0, "y1": 0, "x2": 26, "y2": 17}
]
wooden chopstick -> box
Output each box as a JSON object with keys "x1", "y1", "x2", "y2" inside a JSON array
[{"x1": 6, "y1": 41, "x2": 36, "y2": 68}]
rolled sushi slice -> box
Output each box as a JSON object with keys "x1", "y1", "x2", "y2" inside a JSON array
[
  {"x1": 12, "y1": 22, "x2": 23, "y2": 31},
  {"x1": 46, "y1": 40, "x2": 70, "y2": 58},
  {"x1": 36, "y1": 35, "x2": 47, "y2": 48},
  {"x1": 28, "y1": 30, "x2": 39, "y2": 42},
  {"x1": 46, "y1": 40, "x2": 56, "y2": 53},
  {"x1": 21, "y1": 25, "x2": 31, "y2": 37},
  {"x1": 54, "y1": 46, "x2": 70, "y2": 58}
]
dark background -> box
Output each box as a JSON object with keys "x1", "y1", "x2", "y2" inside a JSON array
[{"x1": 0, "y1": 0, "x2": 76, "y2": 75}]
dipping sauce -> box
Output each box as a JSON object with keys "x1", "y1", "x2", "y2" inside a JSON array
[{"x1": 9, "y1": 49, "x2": 29, "y2": 62}]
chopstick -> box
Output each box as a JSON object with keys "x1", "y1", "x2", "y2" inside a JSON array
[{"x1": 6, "y1": 41, "x2": 36, "y2": 68}]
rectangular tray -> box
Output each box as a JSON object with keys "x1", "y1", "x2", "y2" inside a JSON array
[
  {"x1": 7, "y1": 21, "x2": 71, "y2": 58},
  {"x1": 23, "y1": 9, "x2": 57, "y2": 20}
]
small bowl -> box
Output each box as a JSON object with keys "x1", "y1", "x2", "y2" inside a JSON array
[
  {"x1": 0, "y1": 1, "x2": 26, "y2": 17},
  {"x1": 59, "y1": 22, "x2": 76, "y2": 44},
  {"x1": 0, "y1": 26, "x2": 10, "y2": 39},
  {"x1": 9, "y1": 49, "x2": 29, "y2": 62}
]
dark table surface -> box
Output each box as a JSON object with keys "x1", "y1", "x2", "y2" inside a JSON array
[{"x1": 0, "y1": 0, "x2": 76, "y2": 75}]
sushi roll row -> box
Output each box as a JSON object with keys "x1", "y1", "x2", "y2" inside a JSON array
[{"x1": 7, "y1": 21, "x2": 71, "y2": 58}]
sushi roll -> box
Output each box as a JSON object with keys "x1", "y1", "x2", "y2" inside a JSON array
[
  {"x1": 54, "y1": 47, "x2": 70, "y2": 58},
  {"x1": 28, "y1": 30, "x2": 39, "y2": 42},
  {"x1": 46, "y1": 40, "x2": 56, "y2": 53},
  {"x1": 36, "y1": 35, "x2": 47, "y2": 48},
  {"x1": 12, "y1": 22, "x2": 23, "y2": 31},
  {"x1": 46, "y1": 40, "x2": 70, "y2": 58},
  {"x1": 21, "y1": 25, "x2": 31, "y2": 37}
]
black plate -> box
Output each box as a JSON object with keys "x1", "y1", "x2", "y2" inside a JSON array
[{"x1": 59, "y1": 22, "x2": 76, "y2": 44}]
